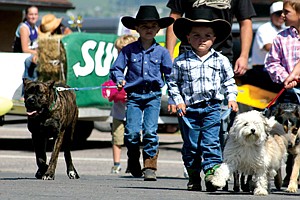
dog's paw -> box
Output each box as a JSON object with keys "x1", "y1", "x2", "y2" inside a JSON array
[
  {"x1": 286, "y1": 182, "x2": 298, "y2": 193},
  {"x1": 254, "y1": 187, "x2": 268, "y2": 196},
  {"x1": 68, "y1": 171, "x2": 80, "y2": 179},
  {"x1": 210, "y1": 164, "x2": 230, "y2": 188},
  {"x1": 42, "y1": 174, "x2": 55, "y2": 180}
]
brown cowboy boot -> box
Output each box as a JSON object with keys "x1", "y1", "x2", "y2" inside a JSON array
[{"x1": 143, "y1": 153, "x2": 158, "y2": 181}]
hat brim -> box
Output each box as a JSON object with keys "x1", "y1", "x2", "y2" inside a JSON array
[
  {"x1": 121, "y1": 16, "x2": 174, "y2": 30},
  {"x1": 173, "y1": 18, "x2": 231, "y2": 45}
]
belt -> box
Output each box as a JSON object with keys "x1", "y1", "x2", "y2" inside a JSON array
[
  {"x1": 127, "y1": 86, "x2": 160, "y2": 94},
  {"x1": 189, "y1": 100, "x2": 221, "y2": 108}
]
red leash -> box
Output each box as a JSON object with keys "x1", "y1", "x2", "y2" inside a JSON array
[{"x1": 265, "y1": 87, "x2": 286, "y2": 109}]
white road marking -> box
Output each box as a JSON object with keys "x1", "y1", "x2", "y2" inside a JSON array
[{"x1": 0, "y1": 155, "x2": 183, "y2": 164}]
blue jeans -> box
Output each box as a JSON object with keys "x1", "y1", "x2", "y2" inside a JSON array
[
  {"x1": 125, "y1": 91, "x2": 161, "y2": 158},
  {"x1": 23, "y1": 55, "x2": 38, "y2": 80},
  {"x1": 178, "y1": 102, "x2": 222, "y2": 173},
  {"x1": 22, "y1": 55, "x2": 38, "y2": 96}
]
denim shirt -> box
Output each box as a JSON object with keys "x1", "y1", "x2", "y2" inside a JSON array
[{"x1": 110, "y1": 39, "x2": 172, "y2": 92}]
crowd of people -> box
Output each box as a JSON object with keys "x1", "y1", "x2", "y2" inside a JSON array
[{"x1": 14, "y1": 0, "x2": 300, "y2": 192}]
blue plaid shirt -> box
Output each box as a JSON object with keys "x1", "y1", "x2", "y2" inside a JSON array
[
  {"x1": 110, "y1": 39, "x2": 172, "y2": 92},
  {"x1": 167, "y1": 49, "x2": 237, "y2": 106}
]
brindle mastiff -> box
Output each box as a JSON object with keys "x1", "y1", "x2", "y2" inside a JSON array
[{"x1": 23, "y1": 79, "x2": 79, "y2": 180}]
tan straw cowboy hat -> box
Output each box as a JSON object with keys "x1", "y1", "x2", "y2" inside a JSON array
[{"x1": 38, "y1": 14, "x2": 62, "y2": 36}]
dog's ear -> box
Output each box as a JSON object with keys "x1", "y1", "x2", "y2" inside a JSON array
[
  {"x1": 294, "y1": 106, "x2": 300, "y2": 118},
  {"x1": 45, "y1": 80, "x2": 55, "y2": 89},
  {"x1": 23, "y1": 78, "x2": 31, "y2": 86}
]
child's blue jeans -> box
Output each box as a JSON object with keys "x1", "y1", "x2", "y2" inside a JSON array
[
  {"x1": 178, "y1": 102, "x2": 222, "y2": 173},
  {"x1": 125, "y1": 91, "x2": 161, "y2": 158}
]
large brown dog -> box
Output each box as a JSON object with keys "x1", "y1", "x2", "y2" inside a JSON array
[{"x1": 23, "y1": 79, "x2": 79, "y2": 180}]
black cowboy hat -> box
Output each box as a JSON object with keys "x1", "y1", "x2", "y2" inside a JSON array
[
  {"x1": 173, "y1": 18, "x2": 231, "y2": 45},
  {"x1": 121, "y1": 5, "x2": 174, "y2": 30}
]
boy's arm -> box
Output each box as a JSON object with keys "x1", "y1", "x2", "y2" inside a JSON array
[
  {"x1": 284, "y1": 60, "x2": 300, "y2": 89},
  {"x1": 110, "y1": 51, "x2": 126, "y2": 84},
  {"x1": 265, "y1": 38, "x2": 289, "y2": 84},
  {"x1": 221, "y1": 57, "x2": 238, "y2": 103},
  {"x1": 166, "y1": 60, "x2": 185, "y2": 106}
]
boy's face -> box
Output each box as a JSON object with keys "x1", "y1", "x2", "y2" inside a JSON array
[
  {"x1": 283, "y1": 3, "x2": 300, "y2": 27},
  {"x1": 135, "y1": 21, "x2": 160, "y2": 40},
  {"x1": 187, "y1": 26, "x2": 216, "y2": 56}
]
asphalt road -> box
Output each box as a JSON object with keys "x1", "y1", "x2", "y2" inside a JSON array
[{"x1": 0, "y1": 122, "x2": 300, "y2": 200}]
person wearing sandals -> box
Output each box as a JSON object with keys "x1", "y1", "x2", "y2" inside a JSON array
[
  {"x1": 167, "y1": 17, "x2": 238, "y2": 191},
  {"x1": 110, "y1": 5, "x2": 174, "y2": 181}
]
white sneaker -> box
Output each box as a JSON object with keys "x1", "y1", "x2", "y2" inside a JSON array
[{"x1": 111, "y1": 165, "x2": 121, "y2": 174}]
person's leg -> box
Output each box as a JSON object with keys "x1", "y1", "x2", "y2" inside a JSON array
[
  {"x1": 111, "y1": 118, "x2": 124, "y2": 173},
  {"x1": 142, "y1": 91, "x2": 161, "y2": 181},
  {"x1": 22, "y1": 55, "x2": 37, "y2": 97},
  {"x1": 125, "y1": 93, "x2": 143, "y2": 177},
  {"x1": 200, "y1": 103, "x2": 222, "y2": 192},
  {"x1": 178, "y1": 107, "x2": 203, "y2": 191}
]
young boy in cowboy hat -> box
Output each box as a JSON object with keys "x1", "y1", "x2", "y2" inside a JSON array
[
  {"x1": 110, "y1": 5, "x2": 174, "y2": 181},
  {"x1": 167, "y1": 18, "x2": 238, "y2": 191}
]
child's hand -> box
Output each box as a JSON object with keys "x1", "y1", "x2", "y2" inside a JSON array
[
  {"x1": 117, "y1": 80, "x2": 126, "y2": 91},
  {"x1": 284, "y1": 74, "x2": 298, "y2": 89},
  {"x1": 176, "y1": 103, "x2": 186, "y2": 117},
  {"x1": 168, "y1": 104, "x2": 177, "y2": 115},
  {"x1": 228, "y1": 101, "x2": 238, "y2": 112}
]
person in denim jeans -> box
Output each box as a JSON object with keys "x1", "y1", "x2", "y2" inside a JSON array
[
  {"x1": 110, "y1": 5, "x2": 174, "y2": 181},
  {"x1": 167, "y1": 17, "x2": 238, "y2": 191}
]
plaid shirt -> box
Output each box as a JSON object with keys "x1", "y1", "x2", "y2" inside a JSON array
[
  {"x1": 167, "y1": 49, "x2": 237, "y2": 106},
  {"x1": 265, "y1": 27, "x2": 300, "y2": 83}
]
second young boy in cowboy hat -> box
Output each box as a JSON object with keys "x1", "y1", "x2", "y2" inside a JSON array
[
  {"x1": 167, "y1": 18, "x2": 238, "y2": 191},
  {"x1": 110, "y1": 5, "x2": 174, "y2": 181}
]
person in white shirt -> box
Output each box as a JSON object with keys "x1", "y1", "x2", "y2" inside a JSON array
[{"x1": 246, "y1": 1, "x2": 285, "y2": 92}]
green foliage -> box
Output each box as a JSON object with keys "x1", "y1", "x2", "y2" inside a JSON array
[{"x1": 68, "y1": 0, "x2": 170, "y2": 17}]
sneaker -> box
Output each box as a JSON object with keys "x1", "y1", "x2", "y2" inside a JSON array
[
  {"x1": 205, "y1": 164, "x2": 220, "y2": 192},
  {"x1": 111, "y1": 165, "x2": 121, "y2": 174},
  {"x1": 143, "y1": 169, "x2": 156, "y2": 181}
]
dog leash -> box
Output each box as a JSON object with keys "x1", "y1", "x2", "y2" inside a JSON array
[
  {"x1": 262, "y1": 87, "x2": 286, "y2": 115},
  {"x1": 178, "y1": 107, "x2": 232, "y2": 131},
  {"x1": 55, "y1": 85, "x2": 117, "y2": 92}
]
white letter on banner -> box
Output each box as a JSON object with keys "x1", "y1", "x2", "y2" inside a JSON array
[
  {"x1": 73, "y1": 40, "x2": 97, "y2": 77},
  {"x1": 95, "y1": 42, "x2": 115, "y2": 76},
  {"x1": 94, "y1": 41, "x2": 105, "y2": 76}
]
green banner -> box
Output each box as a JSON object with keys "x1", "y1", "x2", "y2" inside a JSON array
[{"x1": 62, "y1": 32, "x2": 118, "y2": 108}]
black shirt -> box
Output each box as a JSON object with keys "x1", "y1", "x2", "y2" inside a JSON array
[{"x1": 166, "y1": 0, "x2": 256, "y2": 62}]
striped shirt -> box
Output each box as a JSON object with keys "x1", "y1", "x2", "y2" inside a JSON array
[
  {"x1": 167, "y1": 49, "x2": 237, "y2": 106},
  {"x1": 265, "y1": 27, "x2": 300, "y2": 84}
]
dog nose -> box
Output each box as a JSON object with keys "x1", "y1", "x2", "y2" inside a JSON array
[
  {"x1": 27, "y1": 97, "x2": 36, "y2": 105},
  {"x1": 251, "y1": 128, "x2": 255, "y2": 134},
  {"x1": 288, "y1": 141, "x2": 293, "y2": 148}
]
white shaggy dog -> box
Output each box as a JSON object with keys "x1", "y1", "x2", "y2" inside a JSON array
[{"x1": 211, "y1": 110, "x2": 288, "y2": 196}]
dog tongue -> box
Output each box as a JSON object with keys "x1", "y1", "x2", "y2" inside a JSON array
[{"x1": 27, "y1": 110, "x2": 37, "y2": 116}]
